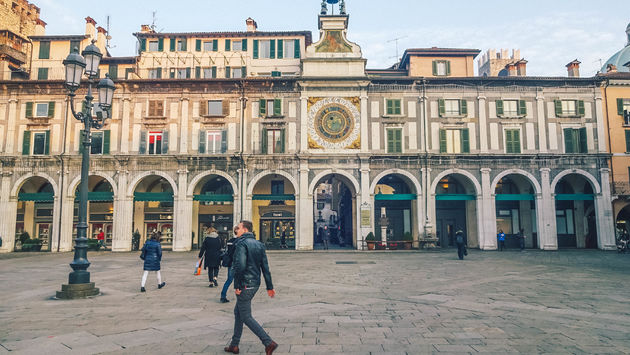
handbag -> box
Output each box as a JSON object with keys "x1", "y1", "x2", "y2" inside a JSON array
[
  {"x1": 220, "y1": 249, "x2": 231, "y2": 267},
  {"x1": 194, "y1": 258, "x2": 203, "y2": 276}
]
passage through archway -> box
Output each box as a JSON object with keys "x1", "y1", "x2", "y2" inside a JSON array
[
  {"x1": 435, "y1": 174, "x2": 477, "y2": 248},
  {"x1": 373, "y1": 174, "x2": 417, "y2": 244},
  {"x1": 192, "y1": 175, "x2": 235, "y2": 248},
  {"x1": 251, "y1": 175, "x2": 296, "y2": 249},
  {"x1": 494, "y1": 175, "x2": 538, "y2": 249},
  {"x1": 132, "y1": 175, "x2": 175, "y2": 250},
  {"x1": 16, "y1": 177, "x2": 56, "y2": 251},
  {"x1": 313, "y1": 174, "x2": 356, "y2": 250},
  {"x1": 554, "y1": 175, "x2": 597, "y2": 248},
  {"x1": 71, "y1": 176, "x2": 115, "y2": 249}
]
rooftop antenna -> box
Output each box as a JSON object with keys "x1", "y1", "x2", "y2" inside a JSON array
[
  {"x1": 105, "y1": 15, "x2": 115, "y2": 49},
  {"x1": 387, "y1": 36, "x2": 407, "y2": 62}
]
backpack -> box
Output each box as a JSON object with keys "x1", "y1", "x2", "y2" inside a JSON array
[{"x1": 456, "y1": 234, "x2": 464, "y2": 245}]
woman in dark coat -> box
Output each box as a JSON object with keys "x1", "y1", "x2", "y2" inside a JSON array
[
  {"x1": 199, "y1": 227, "x2": 223, "y2": 287},
  {"x1": 140, "y1": 232, "x2": 166, "y2": 292}
]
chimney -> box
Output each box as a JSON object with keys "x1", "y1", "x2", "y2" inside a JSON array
[
  {"x1": 34, "y1": 18, "x2": 46, "y2": 36},
  {"x1": 606, "y1": 64, "x2": 618, "y2": 73},
  {"x1": 140, "y1": 25, "x2": 154, "y2": 33},
  {"x1": 506, "y1": 63, "x2": 517, "y2": 76},
  {"x1": 85, "y1": 16, "x2": 97, "y2": 40},
  {"x1": 566, "y1": 59, "x2": 581, "y2": 77},
  {"x1": 516, "y1": 59, "x2": 527, "y2": 76},
  {"x1": 246, "y1": 18, "x2": 258, "y2": 32},
  {"x1": 96, "y1": 26, "x2": 107, "y2": 53}
]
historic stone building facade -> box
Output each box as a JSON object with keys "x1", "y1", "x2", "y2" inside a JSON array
[{"x1": 0, "y1": 4, "x2": 617, "y2": 253}]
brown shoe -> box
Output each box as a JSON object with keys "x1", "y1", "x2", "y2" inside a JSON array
[
  {"x1": 224, "y1": 345, "x2": 239, "y2": 354},
  {"x1": 265, "y1": 341, "x2": 278, "y2": 355}
]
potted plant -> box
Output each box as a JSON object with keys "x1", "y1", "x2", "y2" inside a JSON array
[
  {"x1": 18, "y1": 232, "x2": 30, "y2": 250},
  {"x1": 132, "y1": 229, "x2": 141, "y2": 251},
  {"x1": 403, "y1": 232, "x2": 413, "y2": 250},
  {"x1": 87, "y1": 238, "x2": 101, "y2": 251},
  {"x1": 22, "y1": 237, "x2": 42, "y2": 252},
  {"x1": 365, "y1": 232, "x2": 376, "y2": 250}
]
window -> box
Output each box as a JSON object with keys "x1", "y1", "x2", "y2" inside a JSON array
[
  {"x1": 37, "y1": 68, "x2": 48, "y2": 80},
  {"x1": 171, "y1": 68, "x2": 191, "y2": 79},
  {"x1": 625, "y1": 130, "x2": 630, "y2": 153},
  {"x1": 438, "y1": 99, "x2": 467, "y2": 117},
  {"x1": 504, "y1": 129, "x2": 521, "y2": 154},
  {"x1": 232, "y1": 67, "x2": 245, "y2": 78},
  {"x1": 497, "y1": 100, "x2": 526, "y2": 117},
  {"x1": 271, "y1": 180, "x2": 284, "y2": 195},
  {"x1": 148, "y1": 100, "x2": 164, "y2": 117},
  {"x1": 564, "y1": 128, "x2": 587, "y2": 153},
  {"x1": 386, "y1": 99, "x2": 402, "y2": 116},
  {"x1": 203, "y1": 67, "x2": 217, "y2": 78},
  {"x1": 284, "y1": 40, "x2": 295, "y2": 58},
  {"x1": 25, "y1": 102, "x2": 54, "y2": 118},
  {"x1": 207, "y1": 131, "x2": 222, "y2": 154},
  {"x1": 439, "y1": 129, "x2": 470, "y2": 153},
  {"x1": 271, "y1": 71, "x2": 281, "y2": 77},
  {"x1": 125, "y1": 68, "x2": 134, "y2": 79},
  {"x1": 35, "y1": 102, "x2": 49, "y2": 117},
  {"x1": 554, "y1": 100, "x2": 585, "y2": 117},
  {"x1": 108, "y1": 64, "x2": 118, "y2": 80},
  {"x1": 259, "y1": 99, "x2": 282, "y2": 117},
  {"x1": 232, "y1": 40, "x2": 246, "y2": 51},
  {"x1": 203, "y1": 40, "x2": 218, "y2": 51},
  {"x1": 91, "y1": 131, "x2": 103, "y2": 154},
  {"x1": 254, "y1": 40, "x2": 276, "y2": 59},
  {"x1": 38, "y1": 41, "x2": 50, "y2": 59},
  {"x1": 79, "y1": 130, "x2": 110, "y2": 154},
  {"x1": 386, "y1": 128, "x2": 403, "y2": 153},
  {"x1": 32, "y1": 132, "x2": 48, "y2": 155},
  {"x1": 617, "y1": 99, "x2": 630, "y2": 125},
  {"x1": 177, "y1": 39, "x2": 186, "y2": 51},
  {"x1": 69, "y1": 40, "x2": 80, "y2": 53},
  {"x1": 262, "y1": 128, "x2": 285, "y2": 154},
  {"x1": 148, "y1": 131, "x2": 163, "y2": 154},
  {"x1": 432, "y1": 60, "x2": 451, "y2": 76},
  {"x1": 148, "y1": 68, "x2": 162, "y2": 79},
  {"x1": 148, "y1": 40, "x2": 159, "y2": 51}
]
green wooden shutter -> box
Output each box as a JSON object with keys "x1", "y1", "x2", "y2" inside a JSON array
[
  {"x1": 277, "y1": 39, "x2": 284, "y2": 59},
  {"x1": 273, "y1": 99, "x2": 281, "y2": 116},
  {"x1": 108, "y1": 65, "x2": 118, "y2": 80},
  {"x1": 387, "y1": 129, "x2": 394, "y2": 153},
  {"x1": 432, "y1": 61, "x2": 437, "y2": 76},
  {"x1": 103, "y1": 130, "x2": 111, "y2": 154},
  {"x1": 564, "y1": 128, "x2": 574, "y2": 153},
  {"x1": 181, "y1": 38, "x2": 187, "y2": 51},
  {"x1": 47, "y1": 102, "x2": 55, "y2": 118},
  {"x1": 195, "y1": 66, "x2": 201, "y2": 78},
  {"x1": 386, "y1": 100, "x2": 393, "y2": 115},
  {"x1": 460, "y1": 100, "x2": 467, "y2": 115},
  {"x1": 253, "y1": 40, "x2": 259, "y2": 59},
  {"x1": 294, "y1": 39, "x2": 300, "y2": 58},
  {"x1": 169, "y1": 69, "x2": 175, "y2": 79},
  {"x1": 261, "y1": 128, "x2": 268, "y2": 154},
  {"x1": 505, "y1": 129, "x2": 513, "y2": 153},
  {"x1": 225, "y1": 39, "x2": 231, "y2": 51},
  {"x1": 626, "y1": 130, "x2": 630, "y2": 153},
  {"x1": 211, "y1": 66, "x2": 217, "y2": 78},
  {"x1": 195, "y1": 39, "x2": 201, "y2": 51},
  {"x1": 438, "y1": 99, "x2": 445, "y2": 117},
  {"x1": 22, "y1": 131, "x2": 30, "y2": 155},
  {"x1": 554, "y1": 100, "x2": 562, "y2": 116},
  {"x1": 461, "y1": 129, "x2": 470, "y2": 153},
  {"x1": 395, "y1": 100, "x2": 401, "y2": 115},
  {"x1": 39, "y1": 41, "x2": 50, "y2": 59},
  {"x1": 25, "y1": 102, "x2": 33, "y2": 118},
  {"x1": 139, "y1": 131, "x2": 147, "y2": 154},
  {"x1": 162, "y1": 131, "x2": 169, "y2": 154},
  {"x1": 259, "y1": 99, "x2": 266, "y2": 116},
  {"x1": 270, "y1": 40, "x2": 276, "y2": 59},
  {"x1": 439, "y1": 129, "x2": 447, "y2": 153},
  {"x1": 242, "y1": 39, "x2": 248, "y2": 51},
  {"x1": 519, "y1": 100, "x2": 527, "y2": 116},
  {"x1": 221, "y1": 130, "x2": 227, "y2": 153},
  {"x1": 156, "y1": 67, "x2": 162, "y2": 79},
  {"x1": 44, "y1": 130, "x2": 50, "y2": 155},
  {"x1": 579, "y1": 127, "x2": 587, "y2": 153},
  {"x1": 37, "y1": 68, "x2": 48, "y2": 80},
  {"x1": 241, "y1": 66, "x2": 247, "y2": 78},
  {"x1": 225, "y1": 66, "x2": 231, "y2": 78},
  {"x1": 140, "y1": 39, "x2": 146, "y2": 53},
  {"x1": 212, "y1": 39, "x2": 218, "y2": 51},
  {"x1": 158, "y1": 38, "x2": 164, "y2": 51},
  {"x1": 198, "y1": 130, "x2": 206, "y2": 153},
  {"x1": 170, "y1": 37, "x2": 176, "y2": 51},
  {"x1": 618, "y1": 98, "x2": 625, "y2": 115},
  {"x1": 446, "y1": 61, "x2": 451, "y2": 76},
  {"x1": 512, "y1": 130, "x2": 521, "y2": 153},
  {"x1": 577, "y1": 100, "x2": 585, "y2": 117},
  {"x1": 186, "y1": 67, "x2": 191, "y2": 78},
  {"x1": 280, "y1": 128, "x2": 286, "y2": 153},
  {"x1": 394, "y1": 128, "x2": 402, "y2": 153},
  {"x1": 496, "y1": 100, "x2": 504, "y2": 116}
]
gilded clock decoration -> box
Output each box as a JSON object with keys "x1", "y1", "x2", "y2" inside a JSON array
[{"x1": 308, "y1": 97, "x2": 360, "y2": 150}]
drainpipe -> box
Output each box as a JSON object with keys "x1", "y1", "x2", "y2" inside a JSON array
[
  {"x1": 603, "y1": 79, "x2": 615, "y2": 197},
  {"x1": 55, "y1": 97, "x2": 70, "y2": 252},
  {"x1": 238, "y1": 81, "x2": 247, "y2": 221}
]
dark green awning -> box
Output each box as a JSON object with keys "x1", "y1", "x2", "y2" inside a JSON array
[
  {"x1": 74, "y1": 191, "x2": 114, "y2": 202},
  {"x1": 193, "y1": 194, "x2": 234, "y2": 202},
  {"x1": 134, "y1": 192, "x2": 174, "y2": 202},
  {"x1": 252, "y1": 194, "x2": 295, "y2": 201},
  {"x1": 495, "y1": 194, "x2": 535, "y2": 201},
  {"x1": 375, "y1": 194, "x2": 417, "y2": 201},
  {"x1": 435, "y1": 194, "x2": 476, "y2": 201},
  {"x1": 18, "y1": 192, "x2": 54, "y2": 202},
  {"x1": 555, "y1": 194, "x2": 594, "y2": 201}
]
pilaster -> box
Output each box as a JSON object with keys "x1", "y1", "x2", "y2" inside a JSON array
[
  {"x1": 112, "y1": 170, "x2": 132, "y2": 251},
  {"x1": 480, "y1": 168, "x2": 494, "y2": 250},
  {"x1": 360, "y1": 91, "x2": 368, "y2": 153},
  {"x1": 173, "y1": 168, "x2": 191, "y2": 251},
  {"x1": 6, "y1": 97, "x2": 17, "y2": 154},
  {"x1": 179, "y1": 97, "x2": 189, "y2": 154},
  {"x1": 597, "y1": 168, "x2": 616, "y2": 249},
  {"x1": 120, "y1": 97, "x2": 131, "y2": 153},
  {"x1": 477, "y1": 95, "x2": 488, "y2": 152},
  {"x1": 296, "y1": 162, "x2": 312, "y2": 250},
  {"x1": 0, "y1": 171, "x2": 16, "y2": 252},
  {"x1": 359, "y1": 159, "x2": 371, "y2": 249},
  {"x1": 594, "y1": 96, "x2": 607, "y2": 152},
  {"x1": 539, "y1": 168, "x2": 557, "y2": 250},
  {"x1": 536, "y1": 93, "x2": 548, "y2": 152}
]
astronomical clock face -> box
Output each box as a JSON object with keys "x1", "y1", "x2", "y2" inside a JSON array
[{"x1": 308, "y1": 97, "x2": 360, "y2": 150}]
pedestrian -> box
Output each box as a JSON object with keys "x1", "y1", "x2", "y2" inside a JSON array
[
  {"x1": 97, "y1": 228, "x2": 106, "y2": 250},
  {"x1": 224, "y1": 220, "x2": 278, "y2": 355},
  {"x1": 322, "y1": 225, "x2": 329, "y2": 250},
  {"x1": 199, "y1": 226, "x2": 222, "y2": 287},
  {"x1": 140, "y1": 232, "x2": 165, "y2": 292},
  {"x1": 280, "y1": 226, "x2": 288, "y2": 249},
  {"x1": 220, "y1": 225, "x2": 241, "y2": 303},
  {"x1": 455, "y1": 230, "x2": 466, "y2": 260},
  {"x1": 519, "y1": 228, "x2": 526, "y2": 251},
  {"x1": 497, "y1": 229, "x2": 506, "y2": 251}
]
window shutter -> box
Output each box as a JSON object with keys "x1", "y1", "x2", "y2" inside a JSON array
[
  {"x1": 170, "y1": 37, "x2": 176, "y2": 51},
  {"x1": 169, "y1": 69, "x2": 175, "y2": 79},
  {"x1": 222, "y1": 100, "x2": 230, "y2": 116},
  {"x1": 395, "y1": 128, "x2": 402, "y2": 153},
  {"x1": 25, "y1": 102, "x2": 33, "y2": 118},
  {"x1": 432, "y1": 61, "x2": 437, "y2": 76},
  {"x1": 270, "y1": 39, "x2": 276, "y2": 59},
  {"x1": 461, "y1": 129, "x2": 470, "y2": 153},
  {"x1": 512, "y1": 130, "x2": 521, "y2": 153},
  {"x1": 195, "y1": 66, "x2": 201, "y2": 79},
  {"x1": 242, "y1": 39, "x2": 248, "y2": 51},
  {"x1": 460, "y1": 100, "x2": 468, "y2": 115},
  {"x1": 618, "y1": 98, "x2": 625, "y2": 115},
  {"x1": 241, "y1": 66, "x2": 247, "y2": 78},
  {"x1": 280, "y1": 129, "x2": 286, "y2": 153},
  {"x1": 44, "y1": 130, "x2": 50, "y2": 155},
  {"x1": 439, "y1": 129, "x2": 447, "y2": 153},
  {"x1": 253, "y1": 40, "x2": 259, "y2": 59},
  {"x1": 211, "y1": 66, "x2": 217, "y2": 78},
  {"x1": 273, "y1": 99, "x2": 282, "y2": 116},
  {"x1": 46, "y1": 101, "x2": 55, "y2": 118},
  {"x1": 200, "y1": 100, "x2": 207, "y2": 116},
  {"x1": 103, "y1": 130, "x2": 111, "y2": 154},
  {"x1": 446, "y1": 61, "x2": 451, "y2": 76},
  {"x1": 22, "y1": 131, "x2": 30, "y2": 155},
  {"x1": 496, "y1": 100, "x2": 504, "y2": 116},
  {"x1": 225, "y1": 39, "x2": 231, "y2": 51},
  {"x1": 162, "y1": 131, "x2": 169, "y2": 154},
  {"x1": 438, "y1": 99, "x2": 445, "y2": 117},
  {"x1": 186, "y1": 67, "x2": 191, "y2": 78},
  {"x1": 212, "y1": 39, "x2": 218, "y2": 51},
  {"x1": 195, "y1": 39, "x2": 201, "y2": 51},
  {"x1": 108, "y1": 65, "x2": 118, "y2": 80},
  {"x1": 261, "y1": 128, "x2": 268, "y2": 154},
  {"x1": 564, "y1": 128, "x2": 574, "y2": 153},
  {"x1": 519, "y1": 100, "x2": 527, "y2": 116},
  {"x1": 140, "y1": 39, "x2": 146, "y2": 53},
  {"x1": 554, "y1": 100, "x2": 562, "y2": 116},
  {"x1": 626, "y1": 130, "x2": 630, "y2": 153},
  {"x1": 386, "y1": 100, "x2": 393, "y2": 115},
  {"x1": 181, "y1": 39, "x2": 187, "y2": 51},
  {"x1": 198, "y1": 130, "x2": 206, "y2": 153},
  {"x1": 505, "y1": 129, "x2": 513, "y2": 153},
  {"x1": 259, "y1": 99, "x2": 266, "y2": 116},
  {"x1": 579, "y1": 127, "x2": 587, "y2": 153},
  {"x1": 79, "y1": 130, "x2": 85, "y2": 154},
  {"x1": 294, "y1": 39, "x2": 300, "y2": 58},
  {"x1": 139, "y1": 131, "x2": 147, "y2": 154},
  {"x1": 577, "y1": 100, "x2": 585, "y2": 117},
  {"x1": 225, "y1": 66, "x2": 231, "y2": 78},
  {"x1": 395, "y1": 100, "x2": 401, "y2": 115},
  {"x1": 387, "y1": 129, "x2": 394, "y2": 153},
  {"x1": 277, "y1": 39, "x2": 284, "y2": 59},
  {"x1": 221, "y1": 130, "x2": 228, "y2": 153},
  {"x1": 158, "y1": 38, "x2": 164, "y2": 52},
  {"x1": 156, "y1": 67, "x2": 162, "y2": 79}
]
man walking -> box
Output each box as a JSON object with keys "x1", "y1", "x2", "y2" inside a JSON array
[
  {"x1": 455, "y1": 230, "x2": 466, "y2": 260},
  {"x1": 224, "y1": 220, "x2": 278, "y2": 355},
  {"x1": 220, "y1": 226, "x2": 240, "y2": 303}
]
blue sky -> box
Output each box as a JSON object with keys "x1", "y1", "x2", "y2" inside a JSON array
[{"x1": 36, "y1": 0, "x2": 629, "y2": 76}]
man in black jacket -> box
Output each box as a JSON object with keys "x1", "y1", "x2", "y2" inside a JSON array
[{"x1": 224, "y1": 220, "x2": 277, "y2": 355}]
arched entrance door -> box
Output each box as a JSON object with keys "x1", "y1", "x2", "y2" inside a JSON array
[
  {"x1": 71, "y1": 176, "x2": 114, "y2": 249},
  {"x1": 132, "y1": 175, "x2": 175, "y2": 250},
  {"x1": 313, "y1": 174, "x2": 356, "y2": 249},
  {"x1": 435, "y1": 174, "x2": 477, "y2": 248},
  {"x1": 494, "y1": 175, "x2": 538, "y2": 249},
  {"x1": 16, "y1": 177, "x2": 55, "y2": 251},
  {"x1": 554, "y1": 175, "x2": 597, "y2": 248},
  {"x1": 251, "y1": 175, "x2": 296, "y2": 249},
  {"x1": 192, "y1": 175, "x2": 235, "y2": 248},
  {"x1": 615, "y1": 204, "x2": 630, "y2": 242},
  {"x1": 373, "y1": 175, "x2": 417, "y2": 244}
]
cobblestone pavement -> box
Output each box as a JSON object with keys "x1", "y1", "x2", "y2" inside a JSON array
[{"x1": 1, "y1": 249, "x2": 630, "y2": 354}]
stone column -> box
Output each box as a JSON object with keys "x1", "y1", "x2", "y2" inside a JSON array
[
  {"x1": 422, "y1": 167, "x2": 436, "y2": 246},
  {"x1": 536, "y1": 93, "x2": 547, "y2": 152},
  {"x1": 300, "y1": 95, "x2": 308, "y2": 151},
  {"x1": 477, "y1": 95, "x2": 488, "y2": 152},
  {"x1": 359, "y1": 158, "x2": 371, "y2": 249},
  {"x1": 49, "y1": 194, "x2": 62, "y2": 252},
  {"x1": 479, "y1": 168, "x2": 494, "y2": 250},
  {"x1": 539, "y1": 168, "x2": 557, "y2": 250},
  {"x1": 360, "y1": 91, "x2": 369, "y2": 153},
  {"x1": 173, "y1": 168, "x2": 191, "y2": 251},
  {"x1": 296, "y1": 162, "x2": 312, "y2": 250},
  {"x1": 0, "y1": 172, "x2": 16, "y2": 252},
  {"x1": 597, "y1": 168, "x2": 616, "y2": 249},
  {"x1": 594, "y1": 96, "x2": 607, "y2": 152},
  {"x1": 120, "y1": 97, "x2": 131, "y2": 153},
  {"x1": 112, "y1": 170, "x2": 132, "y2": 252},
  {"x1": 55, "y1": 185, "x2": 75, "y2": 252}
]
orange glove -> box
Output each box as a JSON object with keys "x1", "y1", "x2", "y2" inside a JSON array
[{"x1": 267, "y1": 289, "x2": 275, "y2": 298}]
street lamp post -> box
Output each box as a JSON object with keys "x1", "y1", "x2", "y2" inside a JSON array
[{"x1": 56, "y1": 42, "x2": 115, "y2": 299}]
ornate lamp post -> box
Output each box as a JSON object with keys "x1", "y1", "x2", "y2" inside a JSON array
[{"x1": 56, "y1": 42, "x2": 115, "y2": 299}]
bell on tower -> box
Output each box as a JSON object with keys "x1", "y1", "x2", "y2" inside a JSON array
[{"x1": 320, "y1": 0, "x2": 346, "y2": 16}]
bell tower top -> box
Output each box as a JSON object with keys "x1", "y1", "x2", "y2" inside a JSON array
[{"x1": 320, "y1": 0, "x2": 346, "y2": 16}]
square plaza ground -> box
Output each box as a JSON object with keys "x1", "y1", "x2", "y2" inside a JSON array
[{"x1": 1, "y1": 249, "x2": 630, "y2": 354}]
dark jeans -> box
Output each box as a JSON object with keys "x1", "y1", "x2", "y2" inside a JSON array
[
  {"x1": 207, "y1": 266, "x2": 219, "y2": 283},
  {"x1": 519, "y1": 238, "x2": 525, "y2": 250},
  {"x1": 230, "y1": 287, "x2": 272, "y2": 347},
  {"x1": 457, "y1": 244, "x2": 465, "y2": 260},
  {"x1": 221, "y1": 267, "x2": 234, "y2": 299},
  {"x1": 498, "y1": 240, "x2": 505, "y2": 251}
]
